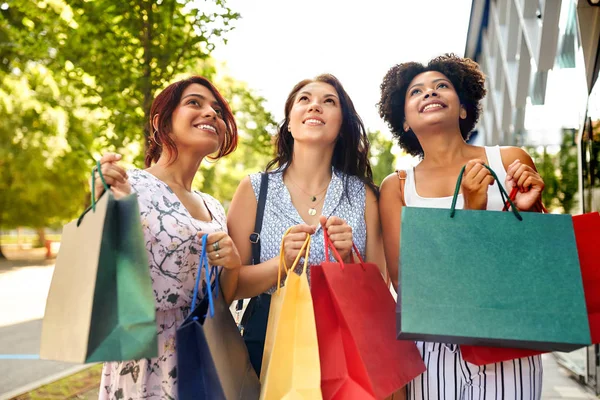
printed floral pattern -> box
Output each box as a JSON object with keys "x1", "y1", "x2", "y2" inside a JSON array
[{"x1": 99, "y1": 169, "x2": 226, "y2": 400}]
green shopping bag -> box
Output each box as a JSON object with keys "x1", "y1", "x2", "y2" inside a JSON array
[
  {"x1": 397, "y1": 165, "x2": 590, "y2": 352},
  {"x1": 40, "y1": 162, "x2": 158, "y2": 363}
]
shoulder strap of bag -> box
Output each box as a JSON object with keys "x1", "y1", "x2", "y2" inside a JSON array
[
  {"x1": 396, "y1": 170, "x2": 407, "y2": 207},
  {"x1": 236, "y1": 172, "x2": 269, "y2": 316},
  {"x1": 250, "y1": 172, "x2": 269, "y2": 264}
]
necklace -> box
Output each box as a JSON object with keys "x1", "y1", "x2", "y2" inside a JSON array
[{"x1": 285, "y1": 174, "x2": 330, "y2": 216}]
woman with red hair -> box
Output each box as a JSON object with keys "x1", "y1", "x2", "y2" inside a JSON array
[{"x1": 93, "y1": 76, "x2": 241, "y2": 399}]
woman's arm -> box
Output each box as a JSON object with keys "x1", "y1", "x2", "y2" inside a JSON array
[
  {"x1": 365, "y1": 186, "x2": 386, "y2": 278},
  {"x1": 379, "y1": 172, "x2": 404, "y2": 293},
  {"x1": 221, "y1": 177, "x2": 275, "y2": 302},
  {"x1": 222, "y1": 176, "x2": 314, "y2": 302}
]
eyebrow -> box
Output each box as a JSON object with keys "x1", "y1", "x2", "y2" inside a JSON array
[
  {"x1": 298, "y1": 91, "x2": 339, "y2": 99},
  {"x1": 181, "y1": 93, "x2": 221, "y2": 107},
  {"x1": 407, "y1": 78, "x2": 451, "y2": 92}
]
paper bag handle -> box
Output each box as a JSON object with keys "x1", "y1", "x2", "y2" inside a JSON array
[
  {"x1": 323, "y1": 229, "x2": 365, "y2": 271},
  {"x1": 76, "y1": 160, "x2": 111, "y2": 226},
  {"x1": 503, "y1": 186, "x2": 549, "y2": 213},
  {"x1": 276, "y1": 228, "x2": 311, "y2": 293},
  {"x1": 190, "y1": 234, "x2": 219, "y2": 318},
  {"x1": 450, "y1": 164, "x2": 522, "y2": 221}
]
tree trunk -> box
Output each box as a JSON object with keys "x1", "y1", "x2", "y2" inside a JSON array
[
  {"x1": 36, "y1": 227, "x2": 46, "y2": 248},
  {"x1": 0, "y1": 211, "x2": 6, "y2": 259},
  {"x1": 0, "y1": 235, "x2": 6, "y2": 260},
  {"x1": 142, "y1": 0, "x2": 154, "y2": 155}
]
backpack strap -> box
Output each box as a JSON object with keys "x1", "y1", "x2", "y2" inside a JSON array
[{"x1": 396, "y1": 170, "x2": 407, "y2": 207}]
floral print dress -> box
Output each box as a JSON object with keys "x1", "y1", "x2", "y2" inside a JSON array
[{"x1": 99, "y1": 169, "x2": 226, "y2": 400}]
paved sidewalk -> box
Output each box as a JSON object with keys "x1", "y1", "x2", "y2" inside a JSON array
[{"x1": 542, "y1": 353, "x2": 597, "y2": 399}]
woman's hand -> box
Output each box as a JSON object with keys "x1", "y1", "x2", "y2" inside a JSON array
[
  {"x1": 200, "y1": 232, "x2": 242, "y2": 271},
  {"x1": 320, "y1": 215, "x2": 353, "y2": 262},
  {"x1": 93, "y1": 153, "x2": 131, "y2": 200},
  {"x1": 461, "y1": 159, "x2": 494, "y2": 210},
  {"x1": 282, "y1": 224, "x2": 316, "y2": 270},
  {"x1": 505, "y1": 159, "x2": 544, "y2": 211}
]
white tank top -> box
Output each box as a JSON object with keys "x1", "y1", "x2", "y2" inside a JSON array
[{"x1": 404, "y1": 146, "x2": 508, "y2": 211}]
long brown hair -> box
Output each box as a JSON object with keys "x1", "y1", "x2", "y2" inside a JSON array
[{"x1": 266, "y1": 74, "x2": 377, "y2": 196}]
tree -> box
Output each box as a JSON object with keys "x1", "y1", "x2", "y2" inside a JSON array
[
  {"x1": 368, "y1": 130, "x2": 396, "y2": 187},
  {"x1": 2, "y1": 0, "x2": 240, "y2": 156},
  {"x1": 196, "y1": 73, "x2": 277, "y2": 205},
  {"x1": 0, "y1": 64, "x2": 96, "y2": 255},
  {"x1": 526, "y1": 129, "x2": 580, "y2": 213}
]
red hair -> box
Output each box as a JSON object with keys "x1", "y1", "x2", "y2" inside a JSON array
[{"x1": 145, "y1": 76, "x2": 238, "y2": 167}]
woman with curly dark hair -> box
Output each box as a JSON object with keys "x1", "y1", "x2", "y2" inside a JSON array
[
  {"x1": 378, "y1": 54, "x2": 545, "y2": 399},
  {"x1": 222, "y1": 74, "x2": 385, "y2": 377}
]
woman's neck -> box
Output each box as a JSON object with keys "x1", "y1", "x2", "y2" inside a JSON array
[
  {"x1": 416, "y1": 128, "x2": 473, "y2": 168},
  {"x1": 284, "y1": 146, "x2": 334, "y2": 194},
  {"x1": 147, "y1": 151, "x2": 204, "y2": 192}
]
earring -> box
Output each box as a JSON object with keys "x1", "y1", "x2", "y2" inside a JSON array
[
  {"x1": 150, "y1": 130, "x2": 161, "y2": 146},
  {"x1": 460, "y1": 107, "x2": 467, "y2": 120}
]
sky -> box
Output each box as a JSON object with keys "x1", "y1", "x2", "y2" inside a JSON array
[{"x1": 212, "y1": 0, "x2": 474, "y2": 141}]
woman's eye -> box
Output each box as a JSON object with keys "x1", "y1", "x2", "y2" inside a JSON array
[
  {"x1": 325, "y1": 98, "x2": 336, "y2": 104},
  {"x1": 188, "y1": 99, "x2": 200, "y2": 106},
  {"x1": 214, "y1": 108, "x2": 223, "y2": 116},
  {"x1": 438, "y1": 83, "x2": 449, "y2": 89},
  {"x1": 410, "y1": 88, "x2": 421, "y2": 96},
  {"x1": 298, "y1": 95, "x2": 309, "y2": 102}
]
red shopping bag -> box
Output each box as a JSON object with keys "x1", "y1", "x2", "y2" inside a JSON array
[
  {"x1": 311, "y1": 231, "x2": 425, "y2": 399},
  {"x1": 573, "y1": 212, "x2": 600, "y2": 344},
  {"x1": 462, "y1": 195, "x2": 599, "y2": 366}
]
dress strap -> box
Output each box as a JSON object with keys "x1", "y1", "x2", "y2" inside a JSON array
[{"x1": 395, "y1": 170, "x2": 407, "y2": 207}]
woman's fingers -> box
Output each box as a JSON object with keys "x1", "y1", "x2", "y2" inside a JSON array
[{"x1": 99, "y1": 152, "x2": 122, "y2": 164}]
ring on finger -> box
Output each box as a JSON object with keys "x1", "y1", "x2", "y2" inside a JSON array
[{"x1": 212, "y1": 241, "x2": 221, "y2": 251}]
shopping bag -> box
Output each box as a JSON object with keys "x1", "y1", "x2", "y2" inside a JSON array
[
  {"x1": 462, "y1": 203, "x2": 600, "y2": 365},
  {"x1": 398, "y1": 164, "x2": 590, "y2": 352},
  {"x1": 260, "y1": 230, "x2": 322, "y2": 399},
  {"x1": 177, "y1": 235, "x2": 261, "y2": 400},
  {"x1": 312, "y1": 231, "x2": 425, "y2": 399},
  {"x1": 574, "y1": 212, "x2": 600, "y2": 344},
  {"x1": 461, "y1": 204, "x2": 600, "y2": 364},
  {"x1": 40, "y1": 163, "x2": 157, "y2": 363}
]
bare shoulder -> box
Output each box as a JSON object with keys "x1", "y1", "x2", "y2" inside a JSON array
[
  {"x1": 365, "y1": 184, "x2": 378, "y2": 204},
  {"x1": 232, "y1": 176, "x2": 256, "y2": 202},
  {"x1": 380, "y1": 171, "x2": 404, "y2": 203},
  {"x1": 380, "y1": 171, "x2": 401, "y2": 191},
  {"x1": 499, "y1": 146, "x2": 536, "y2": 169}
]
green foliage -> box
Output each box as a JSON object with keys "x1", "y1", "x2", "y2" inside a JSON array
[
  {"x1": 526, "y1": 129, "x2": 579, "y2": 213},
  {"x1": 0, "y1": 65, "x2": 95, "y2": 230},
  {"x1": 368, "y1": 130, "x2": 396, "y2": 187},
  {"x1": 0, "y1": 1, "x2": 280, "y2": 231},
  {"x1": 2, "y1": 0, "x2": 240, "y2": 156},
  {"x1": 197, "y1": 75, "x2": 277, "y2": 206}
]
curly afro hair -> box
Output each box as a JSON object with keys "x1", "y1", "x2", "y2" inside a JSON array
[{"x1": 377, "y1": 54, "x2": 486, "y2": 157}]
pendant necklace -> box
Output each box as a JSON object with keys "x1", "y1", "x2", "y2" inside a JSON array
[{"x1": 285, "y1": 174, "x2": 330, "y2": 216}]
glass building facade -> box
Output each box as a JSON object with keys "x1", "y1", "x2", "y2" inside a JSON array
[{"x1": 465, "y1": 0, "x2": 600, "y2": 392}]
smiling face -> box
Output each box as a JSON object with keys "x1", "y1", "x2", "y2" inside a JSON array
[
  {"x1": 167, "y1": 83, "x2": 227, "y2": 154},
  {"x1": 287, "y1": 81, "x2": 342, "y2": 147},
  {"x1": 403, "y1": 70, "x2": 467, "y2": 135}
]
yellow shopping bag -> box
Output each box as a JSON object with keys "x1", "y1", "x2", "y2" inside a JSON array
[{"x1": 260, "y1": 230, "x2": 322, "y2": 400}]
